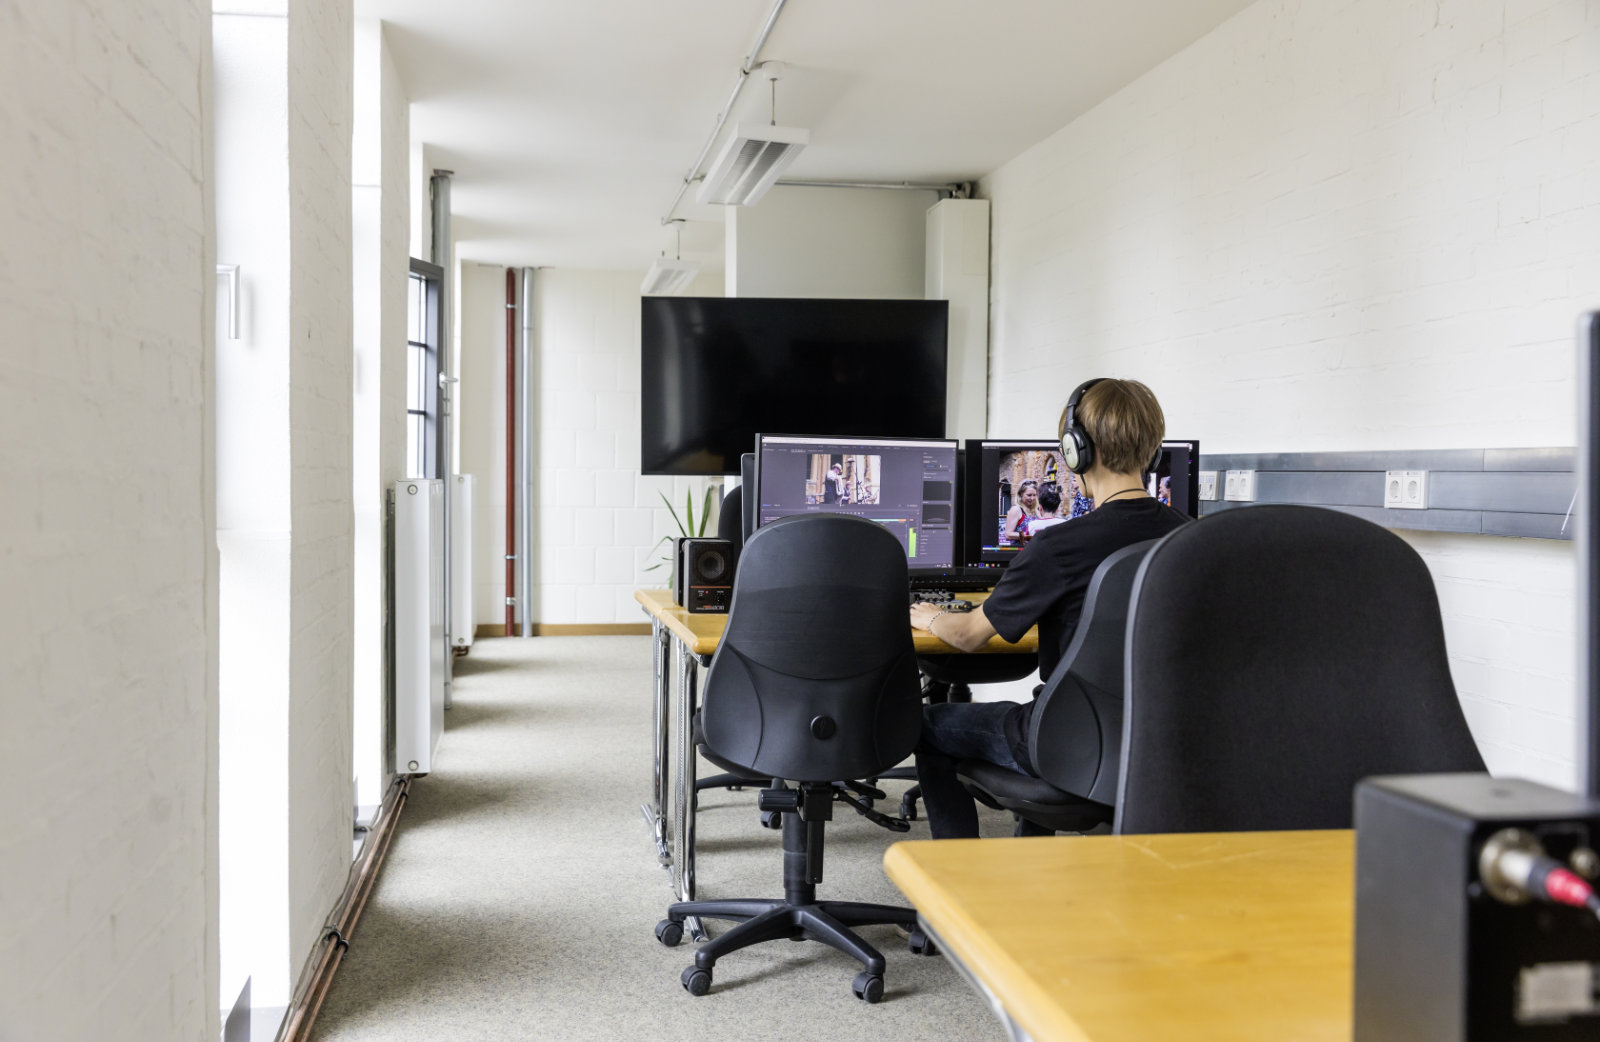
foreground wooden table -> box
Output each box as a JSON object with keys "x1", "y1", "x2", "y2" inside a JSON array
[
  {"x1": 884, "y1": 830, "x2": 1355, "y2": 1042},
  {"x1": 634, "y1": 587, "x2": 1039, "y2": 939}
]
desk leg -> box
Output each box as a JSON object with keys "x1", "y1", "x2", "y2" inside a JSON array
[
  {"x1": 640, "y1": 618, "x2": 672, "y2": 868},
  {"x1": 672, "y1": 641, "x2": 707, "y2": 941}
]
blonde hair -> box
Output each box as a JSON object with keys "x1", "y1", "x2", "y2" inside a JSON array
[{"x1": 1058, "y1": 379, "x2": 1165, "y2": 474}]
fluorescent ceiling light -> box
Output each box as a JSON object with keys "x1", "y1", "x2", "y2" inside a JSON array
[
  {"x1": 695, "y1": 123, "x2": 809, "y2": 206},
  {"x1": 641, "y1": 258, "x2": 701, "y2": 296}
]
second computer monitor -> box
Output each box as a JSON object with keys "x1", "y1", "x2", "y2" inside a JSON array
[
  {"x1": 755, "y1": 434, "x2": 960, "y2": 570},
  {"x1": 962, "y1": 438, "x2": 1202, "y2": 569},
  {"x1": 962, "y1": 441, "x2": 1077, "y2": 569}
]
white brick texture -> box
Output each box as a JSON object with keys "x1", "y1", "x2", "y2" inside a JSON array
[
  {"x1": 1, "y1": 0, "x2": 217, "y2": 1039},
  {"x1": 982, "y1": 0, "x2": 1600, "y2": 786},
  {"x1": 285, "y1": 0, "x2": 354, "y2": 981}
]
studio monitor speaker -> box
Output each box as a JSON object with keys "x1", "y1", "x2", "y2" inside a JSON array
[{"x1": 679, "y1": 538, "x2": 735, "y2": 614}]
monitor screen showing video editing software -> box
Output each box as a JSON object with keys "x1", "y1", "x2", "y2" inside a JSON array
[
  {"x1": 756, "y1": 434, "x2": 960, "y2": 570},
  {"x1": 962, "y1": 438, "x2": 1202, "y2": 569}
]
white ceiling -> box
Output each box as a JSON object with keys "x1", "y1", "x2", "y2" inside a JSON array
[{"x1": 364, "y1": 0, "x2": 1257, "y2": 272}]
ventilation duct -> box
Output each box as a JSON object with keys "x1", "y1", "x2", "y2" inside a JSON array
[
  {"x1": 695, "y1": 124, "x2": 808, "y2": 206},
  {"x1": 641, "y1": 258, "x2": 701, "y2": 296}
]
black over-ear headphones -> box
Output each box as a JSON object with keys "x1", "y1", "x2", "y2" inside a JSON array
[
  {"x1": 1060, "y1": 377, "x2": 1164, "y2": 476},
  {"x1": 1059, "y1": 378, "x2": 1102, "y2": 474}
]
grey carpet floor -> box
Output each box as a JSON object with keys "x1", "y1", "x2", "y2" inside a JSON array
[{"x1": 310, "y1": 635, "x2": 1014, "y2": 1042}]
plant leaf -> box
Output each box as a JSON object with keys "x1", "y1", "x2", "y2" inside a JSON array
[
  {"x1": 685, "y1": 488, "x2": 695, "y2": 536},
  {"x1": 658, "y1": 490, "x2": 686, "y2": 536}
]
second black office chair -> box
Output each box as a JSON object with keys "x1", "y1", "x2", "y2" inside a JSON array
[
  {"x1": 954, "y1": 540, "x2": 1156, "y2": 833},
  {"x1": 1113, "y1": 504, "x2": 1486, "y2": 833},
  {"x1": 656, "y1": 514, "x2": 931, "y2": 1002}
]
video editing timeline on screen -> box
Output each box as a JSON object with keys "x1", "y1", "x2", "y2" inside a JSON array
[{"x1": 756, "y1": 435, "x2": 959, "y2": 570}]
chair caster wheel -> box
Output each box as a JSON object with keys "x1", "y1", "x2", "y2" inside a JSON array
[
  {"x1": 899, "y1": 799, "x2": 918, "y2": 821},
  {"x1": 907, "y1": 928, "x2": 937, "y2": 956},
  {"x1": 851, "y1": 971, "x2": 884, "y2": 1003},
  {"x1": 760, "y1": 810, "x2": 782, "y2": 830},
  {"x1": 682, "y1": 965, "x2": 712, "y2": 996},
  {"x1": 655, "y1": 919, "x2": 684, "y2": 947}
]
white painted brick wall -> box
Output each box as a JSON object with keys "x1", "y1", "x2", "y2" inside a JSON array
[
  {"x1": 1, "y1": 0, "x2": 216, "y2": 1038},
  {"x1": 458, "y1": 267, "x2": 727, "y2": 627},
  {"x1": 981, "y1": 0, "x2": 1600, "y2": 787},
  {"x1": 285, "y1": 0, "x2": 354, "y2": 979}
]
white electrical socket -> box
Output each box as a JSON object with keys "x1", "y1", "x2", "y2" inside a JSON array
[
  {"x1": 1384, "y1": 470, "x2": 1428, "y2": 510},
  {"x1": 1403, "y1": 469, "x2": 1428, "y2": 509},
  {"x1": 1198, "y1": 470, "x2": 1218, "y2": 501},
  {"x1": 1223, "y1": 469, "x2": 1256, "y2": 502}
]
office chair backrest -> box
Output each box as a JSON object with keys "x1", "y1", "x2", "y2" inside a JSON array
[
  {"x1": 1027, "y1": 539, "x2": 1157, "y2": 805},
  {"x1": 700, "y1": 515, "x2": 922, "y2": 783},
  {"x1": 716, "y1": 485, "x2": 743, "y2": 550},
  {"x1": 1115, "y1": 505, "x2": 1486, "y2": 835},
  {"x1": 740, "y1": 451, "x2": 756, "y2": 541}
]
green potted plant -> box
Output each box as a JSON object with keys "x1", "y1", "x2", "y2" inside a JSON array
[{"x1": 645, "y1": 485, "x2": 719, "y2": 593}]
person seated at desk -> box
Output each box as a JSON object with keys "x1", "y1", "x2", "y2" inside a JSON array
[{"x1": 909, "y1": 378, "x2": 1191, "y2": 839}]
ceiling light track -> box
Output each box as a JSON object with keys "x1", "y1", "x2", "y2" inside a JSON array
[
  {"x1": 661, "y1": 0, "x2": 790, "y2": 225},
  {"x1": 776, "y1": 179, "x2": 971, "y2": 195}
]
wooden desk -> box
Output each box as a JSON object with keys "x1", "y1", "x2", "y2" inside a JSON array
[
  {"x1": 634, "y1": 588, "x2": 1037, "y2": 657},
  {"x1": 884, "y1": 830, "x2": 1354, "y2": 1042},
  {"x1": 634, "y1": 587, "x2": 1039, "y2": 938}
]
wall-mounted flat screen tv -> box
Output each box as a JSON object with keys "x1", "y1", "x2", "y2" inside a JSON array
[{"x1": 640, "y1": 297, "x2": 949, "y2": 476}]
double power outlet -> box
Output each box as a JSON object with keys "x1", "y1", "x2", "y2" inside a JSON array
[
  {"x1": 1384, "y1": 470, "x2": 1428, "y2": 510},
  {"x1": 1197, "y1": 470, "x2": 1253, "y2": 502}
]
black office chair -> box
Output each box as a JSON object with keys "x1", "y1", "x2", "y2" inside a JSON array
[
  {"x1": 1113, "y1": 504, "x2": 1486, "y2": 834},
  {"x1": 656, "y1": 515, "x2": 932, "y2": 1002},
  {"x1": 954, "y1": 540, "x2": 1157, "y2": 834},
  {"x1": 715, "y1": 483, "x2": 744, "y2": 549},
  {"x1": 696, "y1": 482, "x2": 758, "y2": 798}
]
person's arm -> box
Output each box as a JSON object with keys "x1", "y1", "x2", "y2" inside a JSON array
[
  {"x1": 910, "y1": 601, "x2": 1000, "y2": 653},
  {"x1": 1001, "y1": 506, "x2": 1023, "y2": 542}
]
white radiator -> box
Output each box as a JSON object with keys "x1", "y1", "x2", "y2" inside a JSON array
[
  {"x1": 451, "y1": 473, "x2": 475, "y2": 649},
  {"x1": 394, "y1": 479, "x2": 445, "y2": 774}
]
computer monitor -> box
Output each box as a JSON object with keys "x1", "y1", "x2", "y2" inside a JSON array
[
  {"x1": 755, "y1": 434, "x2": 960, "y2": 570},
  {"x1": 1150, "y1": 439, "x2": 1201, "y2": 519},
  {"x1": 961, "y1": 437, "x2": 1203, "y2": 569},
  {"x1": 961, "y1": 440, "x2": 1077, "y2": 570}
]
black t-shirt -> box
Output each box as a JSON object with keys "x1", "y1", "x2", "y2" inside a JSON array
[{"x1": 980, "y1": 498, "x2": 1191, "y2": 771}]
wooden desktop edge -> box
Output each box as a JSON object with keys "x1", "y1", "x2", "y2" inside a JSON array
[
  {"x1": 883, "y1": 832, "x2": 1357, "y2": 1042},
  {"x1": 634, "y1": 587, "x2": 1038, "y2": 657},
  {"x1": 883, "y1": 840, "x2": 1098, "y2": 1042}
]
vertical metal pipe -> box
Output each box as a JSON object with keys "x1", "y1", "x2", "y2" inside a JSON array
[
  {"x1": 430, "y1": 171, "x2": 454, "y2": 705},
  {"x1": 518, "y1": 267, "x2": 535, "y2": 637},
  {"x1": 504, "y1": 269, "x2": 517, "y2": 634}
]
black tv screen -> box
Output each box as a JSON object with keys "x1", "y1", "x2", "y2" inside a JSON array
[{"x1": 640, "y1": 297, "x2": 949, "y2": 475}]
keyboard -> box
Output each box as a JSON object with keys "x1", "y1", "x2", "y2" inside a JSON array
[
  {"x1": 909, "y1": 590, "x2": 976, "y2": 609},
  {"x1": 908, "y1": 574, "x2": 995, "y2": 595}
]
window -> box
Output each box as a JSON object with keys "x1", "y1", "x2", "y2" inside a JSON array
[{"x1": 407, "y1": 260, "x2": 444, "y2": 479}]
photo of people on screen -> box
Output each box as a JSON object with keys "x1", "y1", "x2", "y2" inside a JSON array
[
  {"x1": 804, "y1": 453, "x2": 881, "y2": 506},
  {"x1": 995, "y1": 449, "x2": 1088, "y2": 547},
  {"x1": 1146, "y1": 451, "x2": 1174, "y2": 507}
]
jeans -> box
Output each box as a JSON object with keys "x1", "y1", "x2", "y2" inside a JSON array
[{"x1": 914, "y1": 700, "x2": 1030, "y2": 839}]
